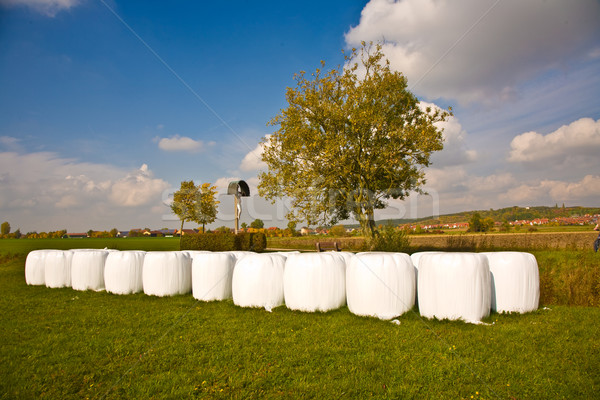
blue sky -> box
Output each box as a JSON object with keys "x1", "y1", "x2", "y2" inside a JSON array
[{"x1": 1, "y1": 0, "x2": 599, "y2": 232}]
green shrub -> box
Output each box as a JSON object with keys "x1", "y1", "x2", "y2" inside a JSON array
[
  {"x1": 181, "y1": 232, "x2": 267, "y2": 252},
  {"x1": 364, "y1": 224, "x2": 410, "y2": 252},
  {"x1": 251, "y1": 232, "x2": 267, "y2": 252}
]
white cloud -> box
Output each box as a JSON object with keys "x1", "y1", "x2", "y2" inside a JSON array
[
  {"x1": 239, "y1": 135, "x2": 270, "y2": 172},
  {"x1": 0, "y1": 136, "x2": 21, "y2": 152},
  {"x1": 0, "y1": 152, "x2": 170, "y2": 231},
  {"x1": 213, "y1": 177, "x2": 241, "y2": 194},
  {"x1": 508, "y1": 117, "x2": 600, "y2": 163},
  {"x1": 157, "y1": 135, "x2": 205, "y2": 153},
  {"x1": 0, "y1": 0, "x2": 80, "y2": 17},
  {"x1": 502, "y1": 175, "x2": 600, "y2": 204},
  {"x1": 109, "y1": 164, "x2": 170, "y2": 207},
  {"x1": 346, "y1": 0, "x2": 600, "y2": 104},
  {"x1": 420, "y1": 102, "x2": 477, "y2": 167}
]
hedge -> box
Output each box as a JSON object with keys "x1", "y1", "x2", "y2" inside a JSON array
[{"x1": 180, "y1": 232, "x2": 267, "y2": 252}]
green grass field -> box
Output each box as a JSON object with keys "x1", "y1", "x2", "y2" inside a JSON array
[{"x1": 1, "y1": 239, "x2": 599, "y2": 398}]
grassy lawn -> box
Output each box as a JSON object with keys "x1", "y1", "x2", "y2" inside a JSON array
[
  {"x1": 0, "y1": 237, "x2": 181, "y2": 255},
  {"x1": 1, "y1": 242, "x2": 600, "y2": 398}
]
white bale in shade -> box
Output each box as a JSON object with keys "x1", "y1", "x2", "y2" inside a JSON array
[
  {"x1": 275, "y1": 251, "x2": 300, "y2": 258},
  {"x1": 224, "y1": 251, "x2": 254, "y2": 262},
  {"x1": 71, "y1": 249, "x2": 113, "y2": 291},
  {"x1": 191, "y1": 252, "x2": 236, "y2": 301},
  {"x1": 183, "y1": 250, "x2": 210, "y2": 259},
  {"x1": 410, "y1": 252, "x2": 443, "y2": 270},
  {"x1": 329, "y1": 251, "x2": 355, "y2": 266},
  {"x1": 346, "y1": 252, "x2": 416, "y2": 320},
  {"x1": 143, "y1": 251, "x2": 192, "y2": 297},
  {"x1": 283, "y1": 253, "x2": 347, "y2": 312},
  {"x1": 409, "y1": 251, "x2": 442, "y2": 308},
  {"x1": 104, "y1": 251, "x2": 146, "y2": 295},
  {"x1": 25, "y1": 250, "x2": 54, "y2": 285},
  {"x1": 45, "y1": 250, "x2": 73, "y2": 288},
  {"x1": 482, "y1": 251, "x2": 539, "y2": 313},
  {"x1": 418, "y1": 252, "x2": 491, "y2": 323},
  {"x1": 232, "y1": 253, "x2": 287, "y2": 311}
]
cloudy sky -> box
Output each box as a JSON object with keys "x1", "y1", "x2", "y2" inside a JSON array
[{"x1": 1, "y1": 0, "x2": 599, "y2": 232}]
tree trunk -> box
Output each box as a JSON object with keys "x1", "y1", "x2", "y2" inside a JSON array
[
  {"x1": 358, "y1": 207, "x2": 376, "y2": 239},
  {"x1": 179, "y1": 219, "x2": 184, "y2": 249}
]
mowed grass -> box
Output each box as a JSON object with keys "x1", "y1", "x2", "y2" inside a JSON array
[
  {"x1": 1, "y1": 242, "x2": 600, "y2": 398},
  {"x1": 0, "y1": 237, "x2": 181, "y2": 256}
]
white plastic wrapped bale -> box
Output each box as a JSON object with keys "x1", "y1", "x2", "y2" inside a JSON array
[
  {"x1": 482, "y1": 252, "x2": 539, "y2": 313},
  {"x1": 275, "y1": 251, "x2": 300, "y2": 258},
  {"x1": 283, "y1": 253, "x2": 346, "y2": 312},
  {"x1": 232, "y1": 253, "x2": 287, "y2": 311},
  {"x1": 71, "y1": 250, "x2": 112, "y2": 291},
  {"x1": 45, "y1": 250, "x2": 73, "y2": 288},
  {"x1": 191, "y1": 252, "x2": 236, "y2": 301},
  {"x1": 410, "y1": 252, "x2": 443, "y2": 270},
  {"x1": 418, "y1": 252, "x2": 491, "y2": 323},
  {"x1": 104, "y1": 251, "x2": 146, "y2": 295},
  {"x1": 143, "y1": 251, "x2": 192, "y2": 297},
  {"x1": 329, "y1": 251, "x2": 354, "y2": 266},
  {"x1": 225, "y1": 251, "x2": 254, "y2": 262},
  {"x1": 409, "y1": 251, "x2": 442, "y2": 308},
  {"x1": 25, "y1": 250, "x2": 54, "y2": 285},
  {"x1": 346, "y1": 252, "x2": 416, "y2": 320},
  {"x1": 183, "y1": 250, "x2": 210, "y2": 261}
]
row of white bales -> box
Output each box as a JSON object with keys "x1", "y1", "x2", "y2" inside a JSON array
[{"x1": 25, "y1": 249, "x2": 539, "y2": 323}]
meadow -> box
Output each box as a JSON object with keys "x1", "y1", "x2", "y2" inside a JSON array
[{"x1": 1, "y1": 237, "x2": 599, "y2": 398}]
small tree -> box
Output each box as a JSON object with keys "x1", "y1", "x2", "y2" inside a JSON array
[
  {"x1": 468, "y1": 213, "x2": 483, "y2": 232},
  {"x1": 1, "y1": 221, "x2": 10, "y2": 235},
  {"x1": 287, "y1": 221, "x2": 297, "y2": 236},
  {"x1": 250, "y1": 219, "x2": 264, "y2": 229},
  {"x1": 109, "y1": 228, "x2": 119, "y2": 238},
  {"x1": 468, "y1": 213, "x2": 494, "y2": 232},
  {"x1": 171, "y1": 180, "x2": 200, "y2": 246},
  {"x1": 196, "y1": 182, "x2": 219, "y2": 233},
  {"x1": 330, "y1": 224, "x2": 346, "y2": 237}
]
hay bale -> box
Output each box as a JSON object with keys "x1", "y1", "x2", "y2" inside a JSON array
[
  {"x1": 224, "y1": 251, "x2": 254, "y2": 262},
  {"x1": 418, "y1": 252, "x2": 491, "y2": 323},
  {"x1": 25, "y1": 250, "x2": 55, "y2": 285},
  {"x1": 283, "y1": 253, "x2": 347, "y2": 312},
  {"x1": 482, "y1": 251, "x2": 539, "y2": 313},
  {"x1": 142, "y1": 251, "x2": 192, "y2": 297},
  {"x1": 45, "y1": 250, "x2": 73, "y2": 288},
  {"x1": 104, "y1": 251, "x2": 146, "y2": 295},
  {"x1": 71, "y1": 250, "x2": 114, "y2": 291},
  {"x1": 346, "y1": 252, "x2": 415, "y2": 320},
  {"x1": 232, "y1": 253, "x2": 287, "y2": 311},
  {"x1": 191, "y1": 252, "x2": 236, "y2": 301}
]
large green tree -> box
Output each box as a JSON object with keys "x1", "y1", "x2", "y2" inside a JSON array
[{"x1": 258, "y1": 42, "x2": 450, "y2": 238}]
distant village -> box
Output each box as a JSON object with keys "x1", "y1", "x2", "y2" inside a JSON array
[
  {"x1": 60, "y1": 213, "x2": 598, "y2": 239},
  {"x1": 2, "y1": 208, "x2": 597, "y2": 239}
]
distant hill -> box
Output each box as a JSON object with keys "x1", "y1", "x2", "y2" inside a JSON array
[{"x1": 345, "y1": 205, "x2": 600, "y2": 229}]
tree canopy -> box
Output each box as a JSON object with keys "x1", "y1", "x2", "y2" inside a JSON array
[
  {"x1": 171, "y1": 180, "x2": 219, "y2": 242},
  {"x1": 196, "y1": 182, "x2": 219, "y2": 232},
  {"x1": 258, "y1": 42, "x2": 450, "y2": 237}
]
